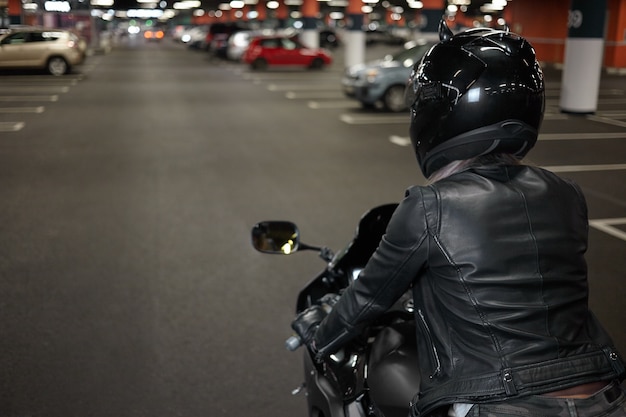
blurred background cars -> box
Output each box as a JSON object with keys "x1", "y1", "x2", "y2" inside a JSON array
[
  {"x1": 319, "y1": 29, "x2": 340, "y2": 49},
  {"x1": 242, "y1": 35, "x2": 332, "y2": 70},
  {"x1": 226, "y1": 29, "x2": 276, "y2": 61},
  {"x1": 207, "y1": 23, "x2": 248, "y2": 59},
  {"x1": 341, "y1": 41, "x2": 434, "y2": 112},
  {"x1": 143, "y1": 28, "x2": 165, "y2": 41},
  {"x1": 0, "y1": 27, "x2": 86, "y2": 76},
  {"x1": 181, "y1": 25, "x2": 210, "y2": 50}
]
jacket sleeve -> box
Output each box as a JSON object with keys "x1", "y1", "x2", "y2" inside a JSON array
[{"x1": 312, "y1": 186, "x2": 431, "y2": 358}]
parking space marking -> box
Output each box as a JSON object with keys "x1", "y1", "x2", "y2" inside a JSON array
[
  {"x1": 388, "y1": 136, "x2": 626, "y2": 172},
  {"x1": 345, "y1": 112, "x2": 568, "y2": 126},
  {"x1": 390, "y1": 135, "x2": 411, "y2": 146},
  {"x1": 0, "y1": 79, "x2": 78, "y2": 86},
  {"x1": 586, "y1": 115, "x2": 626, "y2": 129},
  {"x1": 0, "y1": 95, "x2": 59, "y2": 102},
  {"x1": 539, "y1": 132, "x2": 626, "y2": 140},
  {"x1": 244, "y1": 74, "x2": 340, "y2": 82},
  {"x1": 268, "y1": 84, "x2": 337, "y2": 91},
  {"x1": 285, "y1": 91, "x2": 344, "y2": 99},
  {"x1": 596, "y1": 111, "x2": 626, "y2": 118},
  {"x1": 342, "y1": 114, "x2": 408, "y2": 124},
  {"x1": 0, "y1": 86, "x2": 69, "y2": 93},
  {"x1": 0, "y1": 122, "x2": 25, "y2": 132},
  {"x1": 308, "y1": 100, "x2": 360, "y2": 109},
  {"x1": 545, "y1": 88, "x2": 624, "y2": 98},
  {"x1": 541, "y1": 164, "x2": 626, "y2": 172},
  {"x1": 589, "y1": 218, "x2": 626, "y2": 242},
  {"x1": 0, "y1": 106, "x2": 44, "y2": 113}
]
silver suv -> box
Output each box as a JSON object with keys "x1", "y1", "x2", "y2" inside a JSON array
[
  {"x1": 342, "y1": 41, "x2": 434, "y2": 112},
  {"x1": 0, "y1": 28, "x2": 87, "y2": 76}
]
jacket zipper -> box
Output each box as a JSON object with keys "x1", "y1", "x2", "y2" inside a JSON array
[{"x1": 418, "y1": 309, "x2": 441, "y2": 378}]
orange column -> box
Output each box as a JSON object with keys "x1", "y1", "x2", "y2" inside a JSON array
[
  {"x1": 301, "y1": 0, "x2": 319, "y2": 47},
  {"x1": 505, "y1": 0, "x2": 567, "y2": 64},
  {"x1": 8, "y1": 0, "x2": 21, "y2": 21},
  {"x1": 276, "y1": 0, "x2": 288, "y2": 28},
  {"x1": 605, "y1": 0, "x2": 626, "y2": 68}
]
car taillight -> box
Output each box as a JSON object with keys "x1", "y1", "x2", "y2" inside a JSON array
[{"x1": 67, "y1": 40, "x2": 76, "y2": 48}]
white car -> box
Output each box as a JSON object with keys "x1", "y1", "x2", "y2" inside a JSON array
[
  {"x1": 0, "y1": 28, "x2": 87, "y2": 76},
  {"x1": 342, "y1": 41, "x2": 433, "y2": 112},
  {"x1": 226, "y1": 29, "x2": 275, "y2": 61}
]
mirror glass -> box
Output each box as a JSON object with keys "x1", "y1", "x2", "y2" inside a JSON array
[{"x1": 251, "y1": 221, "x2": 299, "y2": 254}]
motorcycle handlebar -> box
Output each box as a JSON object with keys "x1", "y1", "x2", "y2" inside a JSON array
[
  {"x1": 285, "y1": 335, "x2": 302, "y2": 351},
  {"x1": 286, "y1": 293, "x2": 341, "y2": 352}
]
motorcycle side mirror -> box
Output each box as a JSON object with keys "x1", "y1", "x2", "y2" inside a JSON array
[{"x1": 251, "y1": 221, "x2": 300, "y2": 255}]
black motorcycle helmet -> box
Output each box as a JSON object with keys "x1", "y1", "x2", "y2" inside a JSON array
[{"x1": 405, "y1": 20, "x2": 545, "y2": 178}]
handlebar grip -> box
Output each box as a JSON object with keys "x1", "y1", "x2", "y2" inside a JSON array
[{"x1": 285, "y1": 335, "x2": 302, "y2": 351}]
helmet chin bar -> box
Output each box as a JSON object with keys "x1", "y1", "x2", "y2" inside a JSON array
[{"x1": 419, "y1": 120, "x2": 538, "y2": 178}]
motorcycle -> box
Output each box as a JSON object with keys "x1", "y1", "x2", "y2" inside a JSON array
[{"x1": 251, "y1": 203, "x2": 421, "y2": 417}]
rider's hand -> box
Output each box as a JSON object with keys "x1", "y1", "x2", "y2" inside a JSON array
[{"x1": 291, "y1": 305, "x2": 327, "y2": 348}]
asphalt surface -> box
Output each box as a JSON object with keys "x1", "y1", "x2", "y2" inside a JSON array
[{"x1": 0, "y1": 37, "x2": 624, "y2": 417}]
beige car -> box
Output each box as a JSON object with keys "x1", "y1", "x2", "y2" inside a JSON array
[{"x1": 0, "y1": 28, "x2": 87, "y2": 76}]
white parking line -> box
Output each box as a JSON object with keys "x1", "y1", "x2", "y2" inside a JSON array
[
  {"x1": 0, "y1": 106, "x2": 44, "y2": 113},
  {"x1": 0, "y1": 95, "x2": 59, "y2": 102},
  {"x1": 285, "y1": 91, "x2": 344, "y2": 99},
  {"x1": 308, "y1": 100, "x2": 361, "y2": 109},
  {"x1": 545, "y1": 89, "x2": 624, "y2": 98},
  {"x1": 0, "y1": 79, "x2": 78, "y2": 86},
  {"x1": 389, "y1": 135, "x2": 411, "y2": 146},
  {"x1": 539, "y1": 132, "x2": 626, "y2": 140},
  {"x1": 589, "y1": 218, "x2": 626, "y2": 242},
  {"x1": 243, "y1": 74, "x2": 339, "y2": 82},
  {"x1": 541, "y1": 164, "x2": 626, "y2": 172},
  {"x1": 268, "y1": 84, "x2": 337, "y2": 91},
  {"x1": 0, "y1": 122, "x2": 25, "y2": 132},
  {"x1": 342, "y1": 114, "x2": 407, "y2": 124},
  {"x1": 0, "y1": 94, "x2": 59, "y2": 101},
  {"x1": 586, "y1": 115, "x2": 626, "y2": 128},
  {"x1": 0, "y1": 86, "x2": 69, "y2": 93},
  {"x1": 388, "y1": 136, "x2": 626, "y2": 172},
  {"x1": 343, "y1": 112, "x2": 568, "y2": 125},
  {"x1": 596, "y1": 111, "x2": 626, "y2": 118}
]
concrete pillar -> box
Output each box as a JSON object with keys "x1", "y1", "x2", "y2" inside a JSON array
[
  {"x1": 559, "y1": 0, "x2": 607, "y2": 114},
  {"x1": 344, "y1": 0, "x2": 365, "y2": 68},
  {"x1": 301, "y1": 0, "x2": 319, "y2": 48}
]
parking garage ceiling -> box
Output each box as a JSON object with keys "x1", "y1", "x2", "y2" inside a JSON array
[{"x1": 111, "y1": 0, "x2": 507, "y2": 17}]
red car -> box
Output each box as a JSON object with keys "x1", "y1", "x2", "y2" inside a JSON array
[{"x1": 243, "y1": 35, "x2": 332, "y2": 70}]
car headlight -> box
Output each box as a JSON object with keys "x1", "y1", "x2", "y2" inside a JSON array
[{"x1": 365, "y1": 69, "x2": 379, "y2": 83}]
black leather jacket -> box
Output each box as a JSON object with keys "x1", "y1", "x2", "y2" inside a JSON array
[{"x1": 313, "y1": 164, "x2": 625, "y2": 416}]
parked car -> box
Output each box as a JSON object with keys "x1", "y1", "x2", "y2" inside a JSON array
[
  {"x1": 143, "y1": 27, "x2": 165, "y2": 41},
  {"x1": 341, "y1": 41, "x2": 434, "y2": 112},
  {"x1": 243, "y1": 35, "x2": 332, "y2": 70},
  {"x1": 206, "y1": 22, "x2": 248, "y2": 57},
  {"x1": 0, "y1": 28, "x2": 87, "y2": 76},
  {"x1": 319, "y1": 29, "x2": 341, "y2": 49},
  {"x1": 227, "y1": 29, "x2": 274, "y2": 61},
  {"x1": 181, "y1": 25, "x2": 210, "y2": 50}
]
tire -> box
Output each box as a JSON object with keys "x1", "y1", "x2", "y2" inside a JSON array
[
  {"x1": 309, "y1": 57, "x2": 324, "y2": 70},
  {"x1": 47, "y1": 56, "x2": 69, "y2": 76},
  {"x1": 250, "y1": 58, "x2": 267, "y2": 71},
  {"x1": 383, "y1": 85, "x2": 407, "y2": 112}
]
